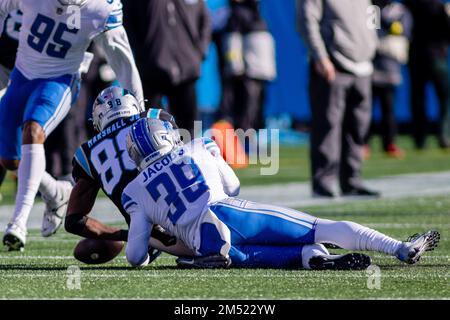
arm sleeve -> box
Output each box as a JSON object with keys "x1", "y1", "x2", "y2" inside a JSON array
[
  {"x1": 203, "y1": 138, "x2": 240, "y2": 197},
  {"x1": 296, "y1": 0, "x2": 328, "y2": 61},
  {"x1": 0, "y1": 0, "x2": 20, "y2": 35},
  {"x1": 94, "y1": 26, "x2": 144, "y2": 106},
  {"x1": 122, "y1": 191, "x2": 151, "y2": 267}
]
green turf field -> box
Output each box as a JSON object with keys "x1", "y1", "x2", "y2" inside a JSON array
[
  {"x1": 0, "y1": 136, "x2": 448, "y2": 299},
  {"x1": 0, "y1": 195, "x2": 448, "y2": 299},
  {"x1": 1, "y1": 136, "x2": 450, "y2": 204}
]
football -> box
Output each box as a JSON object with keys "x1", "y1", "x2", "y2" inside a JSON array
[{"x1": 73, "y1": 239, "x2": 124, "y2": 265}]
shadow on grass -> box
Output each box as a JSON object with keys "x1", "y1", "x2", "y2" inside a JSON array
[{"x1": 0, "y1": 264, "x2": 180, "y2": 271}]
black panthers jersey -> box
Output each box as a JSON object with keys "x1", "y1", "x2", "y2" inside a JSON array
[
  {"x1": 72, "y1": 109, "x2": 176, "y2": 225},
  {"x1": 0, "y1": 10, "x2": 21, "y2": 70}
]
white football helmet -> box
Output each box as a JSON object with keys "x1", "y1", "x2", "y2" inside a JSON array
[
  {"x1": 126, "y1": 118, "x2": 182, "y2": 171},
  {"x1": 92, "y1": 86, "x2": 142, "y2": 132}
]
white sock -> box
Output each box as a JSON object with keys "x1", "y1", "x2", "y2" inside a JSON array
[
  {"x1": 315, "y1": 219, "x2": 403, "y2": 256},
  {"x1": 10, "y1": 144, "x2": 46, "y2": 229},
  {"x1": 301, "y1": 243, "x2": 329, "y2": 270},
  {"x1": 39, "y1": 171, "x2": 58, "y2": 203}
]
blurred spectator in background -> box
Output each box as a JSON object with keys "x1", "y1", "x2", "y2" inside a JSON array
[
  {"x1": 218, "y1": 0, "x2": 276, "y2": 133},
  {"x1": 364, "y1": 0, "x2": 412, "y2": 160},
  {"x1": 404, "y1": 0, "x2": 450, "y2": 150},
  {"x1": 297, "y1": 0, "x2": 379, "y2": 198},
  {"x1": 208, "y1": 0, "x2": 231, "y2": 85},
  {"x1": 123, "y1": 0, "x2": 211, "y2": 135},
  {"x1": 0, "y1": 10, "x2": 21, "y2": 201}
]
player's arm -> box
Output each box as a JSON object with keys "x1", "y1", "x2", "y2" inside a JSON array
[
  {"x1": 204, "y1": 138, "x2": 240, "y2": 196},
  {"x1": 0, "y1": 0, "x2": 20, "y2": 34},
  {"x1": 65, "y1": 178, "x2": 128, "y2": 241},
  {"x1": 66, "y1": 177, "x2": 193, "y2": 256},
  {"x1": 66, "y1": 147, "x2": 128, "y2": 241},
  {"x1": 94, "y1": 26, "x2": 144, "y2": 106}
]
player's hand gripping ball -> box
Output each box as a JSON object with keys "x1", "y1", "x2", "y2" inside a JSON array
[{"x1": 74, "y1": 239, "x2": 124, "y2": 264}]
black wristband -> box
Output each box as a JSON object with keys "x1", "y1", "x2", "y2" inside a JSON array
[
  {"x1": 65, "y1": 213, "x2": 88, "y2": 235},
  {"x1": 119, "y1": 229, "x2": 129, "y2": 242}
]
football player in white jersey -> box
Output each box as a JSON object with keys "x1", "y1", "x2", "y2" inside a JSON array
[
  {"x1": 0, "y1": 0, "x2": 144, "y2": 251},
  {"x1": 122, "y1": 118, "x2": 440, "y2": 270}
]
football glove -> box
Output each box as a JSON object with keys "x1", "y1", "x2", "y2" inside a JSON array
[
  {"x1": 151, "y1": 224, "x2": 177, "y2": 247},
  {"x1": 148, "y1": 247, "x2": 162, "y2": 264}
]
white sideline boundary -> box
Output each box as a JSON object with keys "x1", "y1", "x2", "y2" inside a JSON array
[{"x1": 0, "y1": 171, "x2": 449, "y2": 230}]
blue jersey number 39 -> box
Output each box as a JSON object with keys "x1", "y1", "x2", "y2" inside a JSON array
[
  {"x1": 146, "y1": 158, "x2": 209, "y2": 225},
  {"x1": 27, "y1": 14, "x2": 78, "y2": 59}
]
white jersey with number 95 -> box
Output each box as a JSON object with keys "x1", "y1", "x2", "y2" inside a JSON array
[{"x1": 0, "y1": 0, "x2": 123, "y2": 79}]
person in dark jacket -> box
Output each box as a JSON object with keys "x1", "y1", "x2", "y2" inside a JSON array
[
  {"x1": 122, "y1": 0, "x2": 211, "y2": 135},
  {"x1": 364, "y1": 0, "x2": 412, "y2": 160},
  {"x1": 297, "y1": 0, "x2": 379, "y2": 198},
  {"x1": 404, "y1": 0, "x2": 450, "y2": 149},
  {"x1": 219, "y1": 0, "x2": 276, "y2": 132}
]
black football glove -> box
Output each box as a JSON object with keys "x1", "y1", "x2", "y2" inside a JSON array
[
  {"x1": 148, "y1": 246, "x2": 162, "y2": 264},
  {"x1": 151, "y1": 225, "x2": 177, "y2": 247}
]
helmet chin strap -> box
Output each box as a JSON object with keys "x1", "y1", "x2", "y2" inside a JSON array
[{"x1": 57, "y1": 0, "x2": 88, "y2": 6}]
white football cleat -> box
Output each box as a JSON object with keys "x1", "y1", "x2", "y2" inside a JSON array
[
  {"x1": 3, "y1": 223, "x2": 27, "y2": 251},
  {"x1": 41, "y1": 180, "x2": 73, "y2": 237},
  {"x1": 395, "y1": 230, "x2": 440, "y2": 264}
]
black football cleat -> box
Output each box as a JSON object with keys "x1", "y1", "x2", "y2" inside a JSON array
[
  {"x1": 176, "y1": 255, "x2": 231, "y2": 269},
  {"x1": 308, "y1": 253, "x2": 371, "y2": 270}
]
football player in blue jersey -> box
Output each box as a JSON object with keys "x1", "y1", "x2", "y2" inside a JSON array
[
  {"x1": 65, "y1": 86, "x2": 193, "y2": 262},
  {"x1": 121, "y1": 117, "x2": 440, "y2": 270},
  {"x1": 0, "y1": 0, "x2": 144, "y2": 251}
]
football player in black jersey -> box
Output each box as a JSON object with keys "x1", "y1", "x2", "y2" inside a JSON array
[
  {"x1": 65, "y1": 86, "x2": 193, "y2": 260},
  {"x1": 0, "y1": 10, "x2": 21, "y2": 202}
]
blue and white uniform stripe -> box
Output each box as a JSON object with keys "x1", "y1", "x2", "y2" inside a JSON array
[{"x1": 74, "y1": 147, "x2": 93, "y2": 179}]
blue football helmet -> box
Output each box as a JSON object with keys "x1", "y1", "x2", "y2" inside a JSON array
[{"x1": 126, "y1": 118, "x2": 182, "y2": 171}]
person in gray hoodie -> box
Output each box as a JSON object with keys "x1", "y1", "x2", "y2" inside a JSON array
[{"x1": 297, "y1": 0, "x2": 379, "y2": 198}]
